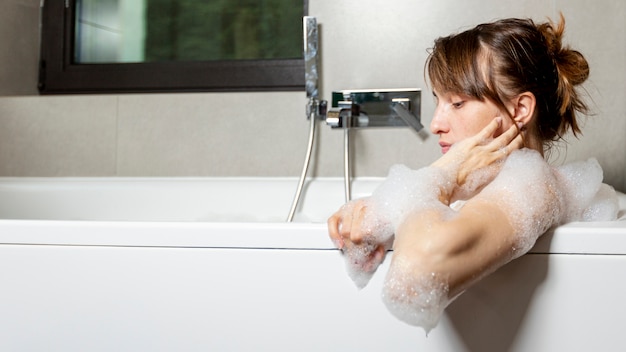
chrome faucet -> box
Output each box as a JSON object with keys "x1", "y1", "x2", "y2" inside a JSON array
[
  {"x1": 325, "y1": 88, "x2": 424, "y2": 134},
  {"x1": 288, "y1": 17, "x2": 426, "y2": 221},
  {"x1": 323, "y1": 89, "x2": 425, "y2": 202},
  {"x1": 304, "y1": 17, "x2": 423, "y2": 133}
]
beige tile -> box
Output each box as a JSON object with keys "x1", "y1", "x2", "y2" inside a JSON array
[
  {"x1": 116, "y1": 92, "x2": 310, "y2": 176},
  {"x1": 554, "y1": 0, "x2": 626, "y2": 191},
  {"x1": 0, "y1": 95, "x2": 118, "y2": 176},
  {"x1": 0, "y1": 0, "x2": 40, "y2": 96}
]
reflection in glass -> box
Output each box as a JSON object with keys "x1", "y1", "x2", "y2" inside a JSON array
[{"x1": 74, "y1": 0, "x2": 304, "y2": 64}]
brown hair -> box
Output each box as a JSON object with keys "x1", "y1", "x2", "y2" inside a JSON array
[{"x1": 426, "y1": 15, "x2": 590, "y2": 152}]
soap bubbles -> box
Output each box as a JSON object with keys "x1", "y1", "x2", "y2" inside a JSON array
[{"x1": 381, "y1": 258, "x2": 450, "y2": 334}]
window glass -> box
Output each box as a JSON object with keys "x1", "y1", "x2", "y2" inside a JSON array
[
  {"x1": 39, "y1": 0, "x2": 306, "y2": 93},
  {"x1": 74, "y1": 0, "x2": 303, "y2": 63}
]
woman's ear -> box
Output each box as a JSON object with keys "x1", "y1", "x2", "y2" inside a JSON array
[{"x1": 512, "y1": 91, "x2": 536, "y2": 125}]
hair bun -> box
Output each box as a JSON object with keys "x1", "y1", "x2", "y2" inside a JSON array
[
  {"x1": 538, "y1": 14, "x2": 590, "y2": 85},
  {"x1": 537, "y1": 14, "x2": 590, "y2": 124}
]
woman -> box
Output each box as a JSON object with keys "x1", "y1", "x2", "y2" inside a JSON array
[{"x1": 327, "y1": 15, "x2": 618, "y2": 332}]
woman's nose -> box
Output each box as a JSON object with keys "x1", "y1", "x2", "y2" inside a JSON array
[{"x1": 430, "y1": 106, "x2": 447, "y2": 135}]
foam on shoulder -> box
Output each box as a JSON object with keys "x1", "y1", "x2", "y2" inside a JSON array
[
  {"x1": 554, "y1": 158, "x2": 618, "y2": 221},
  {"x1": 476, "y1": 149, "x2": 564, "y2": 256}
]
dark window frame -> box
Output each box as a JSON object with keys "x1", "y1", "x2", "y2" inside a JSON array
[{"x1": 38, "y1": 1, "x2": 307, "y2": 94}]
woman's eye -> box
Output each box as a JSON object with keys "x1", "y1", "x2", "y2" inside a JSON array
[{"x1": 452, "y1": 101, "x2": 465, "y2": 108}]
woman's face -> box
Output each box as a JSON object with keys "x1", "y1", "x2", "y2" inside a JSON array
[{"x1": 430, "y1": 90, "x2": 512, "y2": 154}]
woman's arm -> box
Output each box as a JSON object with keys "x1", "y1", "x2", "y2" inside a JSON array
[
  {"x1": 382, "y1": 148, "x2": 562, "y2": 330},
  {"x1": 380, "y1": 198, "x2": 518, "y2": 331},
  {"x1": 391, "y1": 198, "x2": 517, "y2": 299}
]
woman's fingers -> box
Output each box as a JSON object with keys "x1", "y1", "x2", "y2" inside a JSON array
[
  {"x1": 349, "y1": 199, "x2": 378, "y2": 244},
  {"x1": 327, "y1": 213, "x2": 345, "y2": 249},
  {"x1": 327, "y1": 199, "x2": 373, "y2": 249},
  {"x1": 500, "y1": 132, "x2": 524, "y2": 156},
  {"x1": 491, "y1": 121, "x2": 523, "y2": 157},
  {"x1": 349, "y1": 205, "x2": 367, "y2": 244},
  {"x1": 455, "y1": 119, "x2": 523, "y2": 184},
  {"x1": 328, "y1": 203, "x2": 354, "y2": 249},
  {"x1": 473, "y1": 116, "x2": 503, "y2": 144},
  {"x1": 477, "y1": 117, "x2": 523, "y2": 150},
  {"x1": 498, "y1": 121, "x2": 521, "y2": 144}
]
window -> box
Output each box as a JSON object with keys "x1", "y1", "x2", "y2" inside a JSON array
[{"x1": 39, "y1": 0, "x2": 307, "y2": 94}]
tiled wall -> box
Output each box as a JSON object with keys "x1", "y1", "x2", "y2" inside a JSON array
[{"x1": 1, "y1": 0, "x2": 625, "y2": 192}]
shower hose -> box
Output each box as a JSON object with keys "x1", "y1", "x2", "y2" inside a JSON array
[
  {"x1": 287, "y1": 114, "x2": 353, "y2": 222},
  {"x1": 287, "y1": 110, "x2": 318, "y2": 222}
]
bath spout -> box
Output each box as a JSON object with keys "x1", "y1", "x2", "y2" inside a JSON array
[{"x1": 391, "y1": 98, "x2": 424, "y2": 134}]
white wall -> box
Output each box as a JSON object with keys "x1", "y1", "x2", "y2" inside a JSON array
[{"x1": 0, "y1": 0, "x2": 624, "y2": 192}]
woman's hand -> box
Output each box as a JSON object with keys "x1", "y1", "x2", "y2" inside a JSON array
[
  {"x1": 328, "y1": 198, "x2": 369, "y2": 249},
  {"x1": 327, "y1": 198, "x2": 392, "y2": 275},
  {"x1": 432, "y1": 117, "x2": 524, "y2": 186}
]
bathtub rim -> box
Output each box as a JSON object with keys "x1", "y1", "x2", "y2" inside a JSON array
[
  {"x1": 0, "y1": 219, "x2": 625, "y2": 256},
  {"x1": 0, "y1": 176, "x2": 624, "y2": 255}
]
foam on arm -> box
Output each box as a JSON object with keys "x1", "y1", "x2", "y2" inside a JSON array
[
  {"x1": 341, "y1": 164, "x2": 456, "y2": 289},
  {"x1": 381, "y1": 149, "x2": 564, "y2": 332}
]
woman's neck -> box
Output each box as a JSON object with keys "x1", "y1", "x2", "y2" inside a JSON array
[{"x1": 521, "y1": 124, "x2": 545, "y2": 156}]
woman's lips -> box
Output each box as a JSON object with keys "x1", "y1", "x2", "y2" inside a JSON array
[{"x1": 439, "y1": 142, "x2": 451, "y2": 154}]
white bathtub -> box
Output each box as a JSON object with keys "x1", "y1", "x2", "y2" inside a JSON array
[{"x1": 0, "y1": 177, "x2": 625, "y2": 352}]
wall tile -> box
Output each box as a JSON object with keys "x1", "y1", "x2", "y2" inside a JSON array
[
  {"x1": 554, "y1": 0, "x2": 626, "y2": 190},
  {"x1": 0, "y1": 0, "x2": 40, "y2": 96},
  {"x1": 116, "y1": 92, "x2": 310, "y2": 176},
  {"x1": 0, "y1": 95, "x2": 118, "y2": 176}
]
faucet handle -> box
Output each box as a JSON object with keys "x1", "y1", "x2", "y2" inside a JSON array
[{"x1": 326, "y1": 101, "x2": 360, "y2": 128}]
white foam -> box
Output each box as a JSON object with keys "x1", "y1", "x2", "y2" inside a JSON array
[
  {"x1": 342, "y1": 239, "x2": 390, "y2": 289},
  {"x1": 335, "y1": 199, "x2": 395, "y2": 289},
  {"x1": 369, "y1": 165, "x2": 454, "y2": 229},
  {"x1": 340, "y1": 165, "x2": 455, "y2": 288},
  {"x1": 475, "y1": 149, "x2": 564, "y2": 257},
  {"x1": 381, "y1": 257, "x2": 449, "y2": 334},
  {"x1": 450, "y1": 163, "x2": 501, "y2": 201},
  {"x1": 554, "y1": 158, "x2": 618, "y2": 222},
  {"x1": 582, "y1": 183, "x2": 619, "y2": 221}
]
